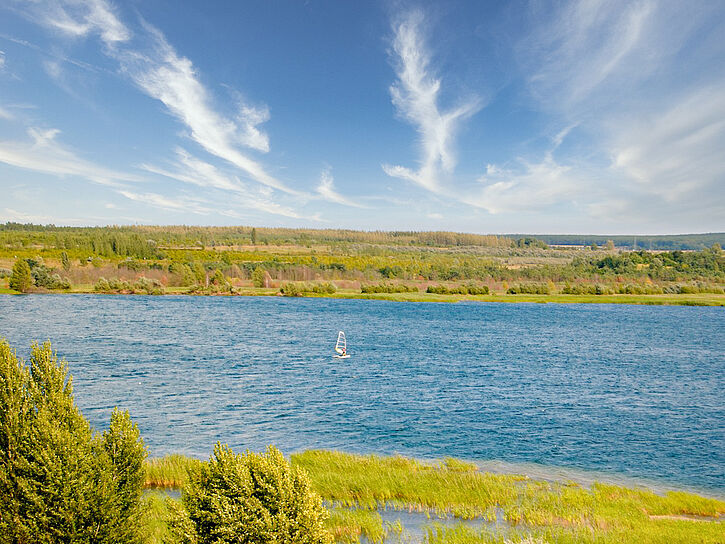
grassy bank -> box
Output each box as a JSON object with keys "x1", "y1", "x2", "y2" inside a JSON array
[
  {"x1": 3, "y1": 286, "x2": 725, "y2": 306},
  {"x1": 141, "y1": 450, "x2": 725, "y2": 543}
]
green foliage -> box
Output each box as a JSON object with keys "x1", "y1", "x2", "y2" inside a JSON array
[
  {"x1": 361, "y1": 283, "x2": 418, "y2": 293},
  {"x1": 311, "y1": 282, "x2": 337, "y2": 294},
  {"x1": 61, "y1": 251, "x2": 70, "y2": 271},
  {"x1": 170, "y1": 443, "x2": 331, "y2": 544},
  {"x1": 506, "y1": 283, "x2": 550, "y2": 295},
  {"x1": 280, "y1": 282, "x2": 303, "y2": 296},
  {"x1": 9, "y1": 259, "x2": 32, "y2": 292},
  {"x1": 427, "y1": 284, "x2": 489, "y2": 295},
  {"x1": 516, "y1": 237, "x2": 548, "y2": 249},
  {"x1": 0, "y1": 339, "x2": 147, "y2": 543},
  {"x1": 251, "y1": 266, "x2": 267, "y2": 288}
]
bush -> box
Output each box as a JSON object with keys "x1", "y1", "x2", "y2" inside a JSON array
[
  {"x1": 280, "y1": 282, "x2": 302, "y2": 296},
  {"x1": 426, "y1": 284, "x2": 488, "y2": 295},
  {"x1": 169, "y1": 443, "x2": 330, "y2": 544},
  {"x1": 95, "y1": 277, "x2": 111, "y2": 292},
  {"x1": 0, "y1": 339, "x2": 147, "y2": 543},
  {"x1": 506, "y1": 283, "x2": 550, "y2": 295},
  {"x1": 311, "y1": 282, "x2": 336, "y2": 294},
  {"x1": 361, "y1": 283, "x2": 417, "y2": 293}
]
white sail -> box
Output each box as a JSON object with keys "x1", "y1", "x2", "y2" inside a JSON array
[{"x1": 334, "y1": 331, "x2": 346, "y2": 354}]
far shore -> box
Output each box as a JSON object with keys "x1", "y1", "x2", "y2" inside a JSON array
[{"x1": 2, "y1": 286, "x2": 725, "y2": 306}]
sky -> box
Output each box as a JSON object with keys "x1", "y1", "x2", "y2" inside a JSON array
[{"x1": 0, "y1": 0, "x2": 723, "y2": 234}]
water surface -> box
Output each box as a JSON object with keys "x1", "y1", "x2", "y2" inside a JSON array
[{"x1": 1, "y1": 295, "x2": 723, "y2": 493}]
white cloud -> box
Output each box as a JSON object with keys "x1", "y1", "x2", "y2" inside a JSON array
[
  {"x1": 117, "y1": 23, "x2": 293, "y2": 193},
  {"x1": 17, "y1": 0, "x2": 295, "y2": 196},
  {"x1": 609, "y1": 84, "x2": 725, "y2": 201},
  {"x1": 0, "y1": 127, "x2": 142, "y2": 186},
  {"x1": 117, "y1": 190, "x2": 216, "y2": 215},
  {"x1": 382, "y1": 10, "x2": 480, "y2": 192},
  {"x1": 0, "y1": 105, "x2": 12, "y2": 120},
  {"x1": 139, "y1": 148, "x2": 306, "y2": 219},
  {"x1": 468, "y1": 152, "x2": 582, "y2": 214},
  {"x1": 140, "y1": 147, "x2": 247, "y2": 193},
  {"x1": 22, "y1": 0, "x2": 131, "y2": 45},
  {"x1": 315, "y1": 167, "x2": 365, "y2": 208},
  {"x1": 427, "y1": 212, "x2": 443, "y2": 219},
  {"x1": 0, "y1": 50, "x2": 5, "y2": 70}
]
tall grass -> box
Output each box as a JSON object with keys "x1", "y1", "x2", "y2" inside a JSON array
[
  {"x1": 144, "y1": 454, "x2": 201, "y2": 488},
  {"x1": 142, "y1": 450, "x2": 725, "y2": 543}
]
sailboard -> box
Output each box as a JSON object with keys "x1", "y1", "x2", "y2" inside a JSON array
[{"x1": 333, "y1": 331, "x2": 350, "y2": 358}]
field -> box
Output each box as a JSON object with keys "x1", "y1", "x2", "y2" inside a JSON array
[
  {"x1": 141, "y1": 450, "x2": 725, "y2": 543},
  {"x1": 2, "y1": 224, "x2": 723, "y2": 306}
]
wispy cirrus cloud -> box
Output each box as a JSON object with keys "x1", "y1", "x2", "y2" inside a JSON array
[
  {"x1": 18, "y1": 0, "x2": 130, "y2": 45},
  {"x1": 16, "y1": 0, "x2": 296, "y2": 196},
  {"x1": 140, "y1": 148, "x2": 307, "y2": 219},
  {"x1": 382, "y1": 10, "x2": 480, "y2": 193},
  {"x1": 0, "y1": 127, "x2": 141, "y2": 186},
  {"x1": 315, "y1": 167, "x2": 365, "y2": 208}
]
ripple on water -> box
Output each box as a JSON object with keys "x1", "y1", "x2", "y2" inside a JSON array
[{"x1": 0, "y1": 295, "x2": 723, "y2": 493}]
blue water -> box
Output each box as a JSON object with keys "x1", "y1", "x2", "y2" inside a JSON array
[{"x1": 1, "y1": 295, "x2": 723, "y2": 493}]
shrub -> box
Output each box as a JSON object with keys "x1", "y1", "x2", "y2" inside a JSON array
[
  {"x1": 312, "y1": 282, "x2": 337, "y2": 294},
  {"x1": 361, "y1": 283, "x2": 417, "y2": 293},
  {"x1": 280, "y1": 282, "x2": 302, "y2": 296},
  {"x1": 169, "y1": 443, "x2": 330, "y2": 544},
  {"x1": 0, "y1": 339, "x2": 147, "y2": 543},
  {"x1": 95, "y1": 277, "x2": 112, "y2": 292},
  {"x1": 426, "y1": 284, "x2": 488, "y2": 295},
  {"x1": 506, "y1": 283, "x2": 550, "y2": 295}
]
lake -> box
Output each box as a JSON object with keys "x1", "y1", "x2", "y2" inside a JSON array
[{"x1": 1, "y1": 294, "x2": 723, "y2": 494}]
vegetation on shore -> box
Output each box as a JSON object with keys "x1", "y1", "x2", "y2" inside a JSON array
[
  {"x1": 140, "y1": 450, "x2": 724, "y2": 543},
  {"x1": 1, "y1": 223, "x2": 724, "y2": 306}
]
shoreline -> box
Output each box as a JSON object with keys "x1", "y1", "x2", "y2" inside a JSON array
[
  {"x1": 2, "y1": 288, "x2": 725, "y2": 306},
  {"x1": 143, "y1": 449, "x2": 725, "y2": 502}
]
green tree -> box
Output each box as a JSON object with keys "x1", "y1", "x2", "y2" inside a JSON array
[
  {"x1": 170, "y1": 443, "x2": 330, "y2": 544},
  {"x1": 211, "y1": 269, "x2": 226, "y2": 287},
  {"x1": 61, "y1": 251, "x2": 70, "y2": 271},
  {"x1": 0, "y1": 339, "x2": 147, "y2": 544},
  {"x1": 251, "y1": 228, "x2": 257, "y2": 245},
  {"x1": 8, "y1": 259, "x2": 32, "y2": 292},
  {"x1": 251, "y1": 266, "x2": 267, "y2": 288}
]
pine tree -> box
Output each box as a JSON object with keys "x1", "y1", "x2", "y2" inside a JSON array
[{"x1": 9, "y1": 259, "x2": 32, "y2": 292}]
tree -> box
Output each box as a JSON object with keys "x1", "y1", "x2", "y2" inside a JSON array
[
  {"x1": 211, "y1": 269, "x2": 226, "y2": 287},
  {"x1": 8, "y1": 259, "x2": 32, "y2": 292},
  {"x1": 61, "y1": 251, "x2": 70, "y2": 271},
  {"x1": 251, "y1": 266, "x2": 267, "y2": 288},
  {"x1": 169, "y1": 443, "x2": 330, "y2": 544},
  {"x1": 0, "y1": 339, "x2": 147, "y2": 544},
  {"x1": 605, "y1": 240, "x2": 616, "y2": 251},
  {"x1": 251, "y1": 228, "x2": 257, "y2": 245}
]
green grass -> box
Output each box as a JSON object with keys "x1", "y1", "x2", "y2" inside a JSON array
[
  {"x1": 142, "y1": 450, "x2": 725, "y2": 542},
  {"x1": 144, "y1": 454, "x2": 202, "y2": 488}
]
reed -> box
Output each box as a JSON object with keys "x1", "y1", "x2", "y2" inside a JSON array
[
  {"x1": 141, "y1": 450, "x2": 725, "y2": 542},
  {"x1": 144, "y1": 454, "x2": 202, "y2": 488}
]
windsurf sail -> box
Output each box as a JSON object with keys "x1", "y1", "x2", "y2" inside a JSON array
[{"x1": 334, "y1": 331, "x2": 347, "y2": 354}]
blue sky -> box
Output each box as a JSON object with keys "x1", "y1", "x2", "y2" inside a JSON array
[{"x1": 0, "y1": 0, "x2": 723, "y2": 234}]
